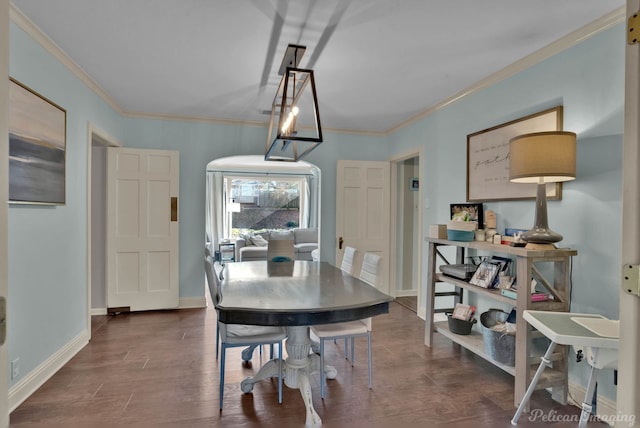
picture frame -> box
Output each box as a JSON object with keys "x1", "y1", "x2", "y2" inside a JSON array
[
  {"x1": 9, "y1": 78, "x2": 67, "y2": 205},
  {"x1": 469, "y1": 260, "x2": 500, "y2": 288},
  {"x1": 410, "y1": 177, "x2": 419, "y2": 191},
  {"x1": 466, "y1": 106, "x2": 563, "y2": 202},
  {"x1": 450, "y1": 203, "x2": 484, "y2": 228}
]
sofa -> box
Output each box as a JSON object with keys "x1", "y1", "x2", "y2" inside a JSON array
[{"x1": 235, "y1": 228, "x2": 318, "y2": 261}]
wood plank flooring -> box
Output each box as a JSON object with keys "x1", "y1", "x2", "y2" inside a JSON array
[
  {"x1": 10, "y1": 300, "x2": 609, "y2": 427},
  {"x1": 394, "y1": 296, "x2": 417, "y2": 313}
]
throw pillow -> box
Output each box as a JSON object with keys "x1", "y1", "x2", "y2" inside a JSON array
[
  {"x1": 250, "y1": 235, "x2": 268, "y2": 247},
  {"x1": 239, "y1": 233, "x2": 254, "y2": 246}
]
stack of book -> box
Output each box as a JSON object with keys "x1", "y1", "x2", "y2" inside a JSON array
[
  {"x1": 452, "y1": 303, "x2": 476, "y2": 321},
  {"x1": 500, "y1": 286, "x2": 550, "y2": 301}
]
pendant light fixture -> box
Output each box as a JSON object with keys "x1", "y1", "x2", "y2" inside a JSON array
[{"x1": 265, "y1": 44, "x2": 323, "y2": 162}]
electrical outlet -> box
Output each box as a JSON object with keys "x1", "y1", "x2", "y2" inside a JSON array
[{"x1": 11, "y1": 358, "x2": 19, "y2": 380}]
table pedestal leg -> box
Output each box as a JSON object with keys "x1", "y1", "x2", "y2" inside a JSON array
[
  {"x1": 284, "y1": 326, "x2": 322, "y2": 427},
  {"x1": 240, "y1": 358, "x2": 282, "y2": 393},
  {"x1": 240, "y1": 326, "x2": 339, "y2": 427}
]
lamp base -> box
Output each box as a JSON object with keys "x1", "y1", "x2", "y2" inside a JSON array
[
  {"x1": 524, "y1": 242, "x2": 557, "y2": 251},
  {"x1": 521, "y1": 227, "x2": 563, "y2": 244},
  {"x1": 522, "y1": 182, "x2": 564, "y2": 245}
]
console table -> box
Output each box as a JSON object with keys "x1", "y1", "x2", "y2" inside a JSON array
[{"x1": 425, "y1": 238, "x2": 577, "y2": 408}]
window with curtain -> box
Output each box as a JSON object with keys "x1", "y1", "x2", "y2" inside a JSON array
[{"x1": 206, "y1": 155, "x2": 320, "y2": 251}]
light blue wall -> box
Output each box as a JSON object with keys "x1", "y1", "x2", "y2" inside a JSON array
[
  {"x1": 122, "y1": 119, "x2": 385, "y2": 298},
  {"x1": 8, "y1": 22, "x2": 124, "y2": 387},
  {"x1": 391, "y1": 24, "x2": 624, "y2": 400},
  {"x1": 8, "y1": 15, "x2": 624, "y2": 404}
]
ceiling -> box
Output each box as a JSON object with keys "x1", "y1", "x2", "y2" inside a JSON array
[{"x1": 11, "y1": 0, "x2": 625, "y2": 134}]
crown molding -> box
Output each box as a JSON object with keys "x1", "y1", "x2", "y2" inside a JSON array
[{"x1": 10, "y1": 3, "x2": 124, "y2": 115}]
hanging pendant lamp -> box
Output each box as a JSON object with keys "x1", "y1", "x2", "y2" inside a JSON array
[{"x1": 265, "y1": 44, "x2": 323, "y2": 162}]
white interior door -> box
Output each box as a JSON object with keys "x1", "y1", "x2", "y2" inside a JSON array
[
  {"x1": 336, "y1": 160, "x2": 390, "y2": 294},
  {"x1": 106, "y1": 148, "x2": 179, "y2": 311}
]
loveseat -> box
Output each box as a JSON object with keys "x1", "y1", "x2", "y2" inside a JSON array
[{"x1": 235, "y1": 228, "x2": 318, "y2": 261}]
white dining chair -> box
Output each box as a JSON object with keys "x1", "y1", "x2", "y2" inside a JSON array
[
  {"x1": 311, "y1": 251, "x2": 382, "y2": 398},
  {"x1": 340, "y1": 246, "x2": 357, "y2": 274},
  {"x1": 204, "y1": 255, "x2": 286, "y2": 410}
]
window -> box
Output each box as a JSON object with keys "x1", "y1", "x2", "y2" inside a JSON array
[
  {"x1": 224, "y1": 176, "x2": 304, "y2": 238},
  {"x1": 205, "y1": 155, "x2": 320, "y2": 248}
]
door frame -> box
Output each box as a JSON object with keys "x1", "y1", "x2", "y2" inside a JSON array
[
  {"x1": 86, "y1": 123, "x2": 121, "y2": 330},
  {"x1": 1, "y1": 0, "x2": 10, "y2": 422},
  {"x1": 389, "y1": 148, "x2": 424, "y2": 318}
]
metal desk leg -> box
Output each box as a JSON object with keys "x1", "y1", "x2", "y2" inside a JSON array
[{"x1": 512, "y1": 341, "x2": 558, "y2": 425}]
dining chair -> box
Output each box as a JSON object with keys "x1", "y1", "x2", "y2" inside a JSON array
[
  {"x1": 340, "y1": 246, "x2": 357, "y2": 274},
  {"x1": 204, "y1": 255, "x2": 286, "y2": 410},
  {"x1": 239, "y1": 236, "x2": 295, "y2": 361},
  {"x1": 311, "y1": 251, "x2": 382, "y2": 398},
  {"x1": 267, "y1": 237, "x2": 295, "y2": 261}
]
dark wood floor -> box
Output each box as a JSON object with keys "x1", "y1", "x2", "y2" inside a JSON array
[
  {"x1": 10, "y1": 300, "x2": 608, "y2": 427},
  {"x1": 394, "y1": 296, "x2": 417, "y2": 313}
]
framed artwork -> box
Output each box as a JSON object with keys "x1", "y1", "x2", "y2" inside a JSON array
[
  {"x1": 9, "y1": 78, "x2": 66, "y2": 205},
  {"x1": 450, "y1": 203, "x2": 484, "y2": 228},
  {"x1": 469, "y1": 260, "x2": 500, "y2": 288},
  {"x1": 410, "y1": 177, "x2": 419, "y2": 191},
  {"x1": 466, "y1": 106, "x2": 563, "y2": 202}
]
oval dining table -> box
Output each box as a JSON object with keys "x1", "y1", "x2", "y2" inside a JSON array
[{"x1": 216, "y1": 260, "x2": 392, "y2": 427}]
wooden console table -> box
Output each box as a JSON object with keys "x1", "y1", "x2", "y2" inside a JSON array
[{"x1": 425, "y1": 238, "x2": 577, "y2": 408}]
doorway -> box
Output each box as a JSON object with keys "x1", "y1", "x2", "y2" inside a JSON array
[
  {"x1": 86, "y1": 125, "x2": 121, "y2": 322},
  {"x1": 390, "y1": 150, "x2": 423, "y2": 317}
]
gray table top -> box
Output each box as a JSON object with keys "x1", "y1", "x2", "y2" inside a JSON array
[{"x1": 216, "y1": 261, "x2": 393, "y2": 326}]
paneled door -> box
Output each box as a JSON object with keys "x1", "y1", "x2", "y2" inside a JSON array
[
  {"x1": 335, "y1": 160, "x2": 390, "y2": 294},
  {"x1": 106, "y1": 148, "x2": 179, "y2": 311}
]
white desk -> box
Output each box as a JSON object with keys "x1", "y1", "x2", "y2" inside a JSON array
[{"x1": 511, "y1": 310, "x2": 619, "y2": 427}]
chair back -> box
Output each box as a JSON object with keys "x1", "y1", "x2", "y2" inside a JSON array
[
  {"x1": 204, "y1": 255, "x2": 222, "y2": 305},
  {"x1": 359, "y1": 252, "x2": 381, "y2": 287},
  {"x1": 340, "y1": 246, "x2": 357, "y2": 275},
  {"x1": 267, "y1": 239, "x2": 295, "y2": 262}
]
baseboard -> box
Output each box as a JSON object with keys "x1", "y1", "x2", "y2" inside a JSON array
[
  {"x1": 90, "y1": 297, "x2": 208, "y2": 316},
  {"x1": 9, "y1": 329, "x2": 89, "y2": 412},
  {"x1": 567, "y1": 381, "x2": 618, "y2": 426},
  {"x1": 395, "y1": 289, "x2": 418, "y2": 297},
  {"x1": 91, "y1": 307, "x2": 107, "y2": 316},
  {"x1": 178, "y1": 296, "x2": 207, "y2": 309}
]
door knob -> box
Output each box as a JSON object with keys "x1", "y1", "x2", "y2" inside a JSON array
[{"x1": 338, "y1": 237, "x2": 344, "y2": 250}]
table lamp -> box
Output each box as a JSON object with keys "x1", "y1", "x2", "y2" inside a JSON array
[{"x1": 509, "y1": 131, "x2": 576, "y2": 245}]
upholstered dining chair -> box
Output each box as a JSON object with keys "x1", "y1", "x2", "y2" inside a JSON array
[
  {"x1": 267, "y1": 237, "x2": 295, "y2": 262},
  {"x1": 311, "y1": 251, "x2": 382, "y2": 398},
  {"x1": 204, "y1": 256, "x2": 286, "y2": 410}
]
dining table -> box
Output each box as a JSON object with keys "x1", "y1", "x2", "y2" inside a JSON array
[{"x1": 216, "y1": 260, "x2": 393, "y2": 427}]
